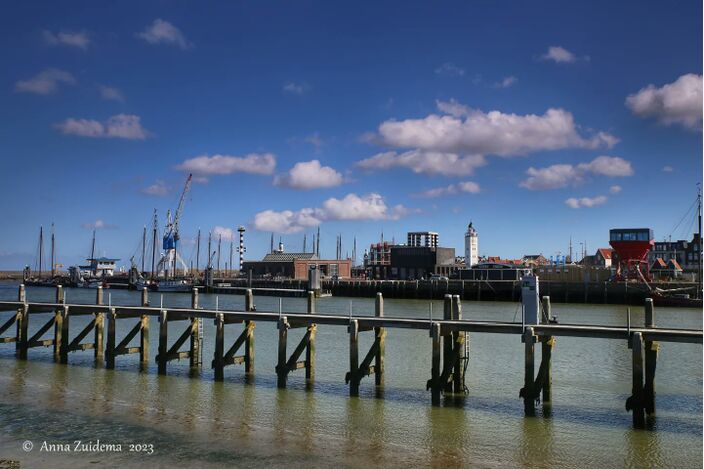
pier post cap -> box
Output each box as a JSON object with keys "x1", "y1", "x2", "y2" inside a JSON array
[
  {"x1": 277, "y1": 316, "x2": 289, "y2": 330},
  {"x1": 348, "y1": 319, "x2": 359, "y2": 334},
  {"x1": 429, "y1": 321, "x2": 440, "y2": 338}
]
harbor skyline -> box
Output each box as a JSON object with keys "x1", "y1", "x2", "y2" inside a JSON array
[{"x1": 1, "y1": 1, "x2": 702, "y2": 270}]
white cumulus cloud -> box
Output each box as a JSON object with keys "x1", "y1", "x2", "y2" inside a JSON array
[
  {"x1": 253, "y1": 193, "x2": 409, "y2": 233},
  {"x1": 520, "y1": 156, "x2": 633, "y2": 190},
  {"x1": 99, "y1": 85, "x2": 124, "y2": 102},
  {"x1": 609, "y1": 185, "x2": 622, "y2": 194},
  {"x1": 212, "y1": 226, "x2": 235, "y2": 241},
  {"x1": 176, "y1": 153, "x2": 276, "y2": 181},
  {"x1": 141, "y1": 180, "x2": 169, "y2": 196},
  {"x1": 418, "y1": 181, "x2": 481, "y2": 198},
  {"x1": 625, "y1": 74, "x2": 702, "y2": 130},
  {"x1": 55, "y1": 114, "x2": 150, "y2": 140},
  {"x1": 82, "y1": 219, "x2": 117, "y2": 230},
  {"x1": 662, "y1": 165, "x2": 674, "y2": 172},
  {"x1": 541, "y1": 46, "x2": 578, "y2": 63},
  {"x1": 435, "y1": 62, "x2": 465, "y2": 77},
  {"x1": 137, "y1": 19, "x2": 192, "y2": 49},
  {"x1": 494, "y1": 76, "x2": 518, "y2": 88},
  {"x1": 43, "y1": 30, "x2": 90, "y2": 49},
  {"x1": 283, "y1": 82, "x2": 308, "y2": 95},
  {"x1": 357, "y1": 150, "x2": 486, "y2": 177},
  {"x1": 15, "y1": 68, "x2": 75, "y2": 95},
  {"x1": 375, "y1": 101, "x2": 617, "y2": 156},
  {"x1": 564, "y1": 196, "x2": 608, "y2": 209},
  {"x1": 274, "y1": 160, "x2": 343, "y2": 189}
]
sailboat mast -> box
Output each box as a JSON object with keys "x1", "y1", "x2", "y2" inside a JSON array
[
  {"x1": 698, "y1": 186, "x2": 702, "y2": 290},
  {"x1": 141, "y1": 225, "x2": 147, "y2": 273},
  {"x1": 207, "y1": 231, "x2": 212, "y2": 268},
  {"x1": 90, "y1": 229, "x2": 96, "y2": 261},
  {"x1": 217, "y1": 235, "x2": 222, "y2": 274},
  {"x1": 196, "y1": 229, "x2": 201, "y2": 274},
  {"x1": 229, "y1": 239, "x2": 233, "y2": 276},
  {"x1": 151, "y1": 209, "x2": 157, "y2": 279},
  {"x1": 38, "y1": 226, "x2": 43, "y2": 280},
  {"x1": 50, "y1": 223, "x2": 55, "y2": 278}
]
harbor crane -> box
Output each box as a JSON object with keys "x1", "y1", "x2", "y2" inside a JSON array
[{"x1": 157, "y1": 173, "x2": 192, "y2": 278}]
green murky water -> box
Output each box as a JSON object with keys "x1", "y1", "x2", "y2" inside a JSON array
[{"x1": 0, "y1": 284, "x2": 701, "y2": 468}]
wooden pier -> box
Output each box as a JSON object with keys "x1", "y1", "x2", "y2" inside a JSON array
[{"x1": 0, "y1": 284, "x2": 701, "y2": 429}]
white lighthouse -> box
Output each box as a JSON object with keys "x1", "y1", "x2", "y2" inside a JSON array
[{"x1": 464, "y1": 221, "x2": 478, "y2": 267}]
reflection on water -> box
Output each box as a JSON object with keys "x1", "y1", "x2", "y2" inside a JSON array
[{"x1": 0, "y1": 283, "x2": 701, "y2": 468}]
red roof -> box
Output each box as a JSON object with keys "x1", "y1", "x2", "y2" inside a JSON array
[
  {"x1": 668, "y1": 259, "x2": 683, "y2": 271},
  {"x1": 651, "y1": 258, "x2": 667, "y2": 268},
  {"x1": 597, "y1": 248, "x2": 613, "y2": 260}
]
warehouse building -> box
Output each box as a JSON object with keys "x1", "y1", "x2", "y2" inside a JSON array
[{"x1": 241, "y1": 252, "x2": 351, "y2": 280}]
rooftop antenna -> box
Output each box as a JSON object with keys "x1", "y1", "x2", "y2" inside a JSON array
[
  {"x1": 303, "y1": 233, "x2": 307, "y2": 253},
  {"x1": 270, "y1": 233, "x2": 274, "y2": 253}
]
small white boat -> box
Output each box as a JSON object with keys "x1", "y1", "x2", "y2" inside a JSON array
[{"x1": 156, "y1": 279, "x2": 193, "y2": 292}]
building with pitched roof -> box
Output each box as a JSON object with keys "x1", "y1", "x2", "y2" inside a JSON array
[{"x1": 241, "y1": 252, "x2": 351, "y2": 280}]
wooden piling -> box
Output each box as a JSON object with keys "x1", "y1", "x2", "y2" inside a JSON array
[
  {"x1": 430, "y1": 322, "x2": 441, "y2": 405},
  {"x1": 644, "y1": 298, "x2": 657, "y2": 417},
  {"x1": 452, "y1": 295, "x2": 464, "y2": 395},
  {"x1": 59, "y1": 306, "x2": 69, "y2": 364},
  {"x1": 16, "y1": 285, "x2": 28, "y2": 359},
  {"x1": 106, "y1": 308, "x2": 116, "y2": 369},
  {"x1": 94, "y1": 287, "x2": 104, "y2": 362},
  {"x1": 631, "y1": 331, "x2": 645, "y2": 428},
  {"x1": 53, "y1": 306, "x2": 63, "y2": 362},
  {"x1": 442, "y1": 294, "x2": 453, "y2": 393},
  {"x1": 523, "y1": 327, "x2": 536, "y2": 416},
  {"x1": 190, "y1": 288, "x2": 201, "y2": 368},
  {"x1": 141, "y1": 287, "x2": 149, "y2": 307},
  {"x1": 53, "y1": 286, "x2": 65, "y2": 362},
  {"x1": 306, "y1": 291, "x2": 316, "y2": 383},
  {"x1": 277, "y1": 316, "x2": 289, "y2": 389},
  {"x1": 96, "y1": 286, "x2": 104, "y2": 306},
  {"x1": 158, "y1": 310, "x2": 168, "y2": 375},
  {"x1": 541, "y1": 296, "x2": 551, "y2": 323},
  {"x1": 140, "y1": 314, "x2": 149, "y2": 365},
  {"x1": 349, "y1": 319, "x2": 359, "y2": 396},
  {"x1": 540, "y1": 296, "x2": 553, "y2": 403},
  {"x1": 245, "y1": 289, "x2": 255, "y2": 374},
  {"x1": 375, "y1": 292, "x2": 385, "y2": 387},
  {"x1": 140, "y1": 289, "x2": 149, "y2": 365},
  {"x1": 214, "y1": 313, "x2": 224, "y2": 381}
]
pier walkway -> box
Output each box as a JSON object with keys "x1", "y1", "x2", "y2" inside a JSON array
[{"x1": 0, "y1": 284, "x2": 700, "y2": 428}]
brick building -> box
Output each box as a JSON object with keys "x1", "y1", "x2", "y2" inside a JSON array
[{"x1": 241, "y1": 252, "x2": 351, "y2": 280}]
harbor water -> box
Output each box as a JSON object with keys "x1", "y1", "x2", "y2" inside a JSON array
[{"x1": 0, "y1": 283, "x2": 701, "y2": 468}]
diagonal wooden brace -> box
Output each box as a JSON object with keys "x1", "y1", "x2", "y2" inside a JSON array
[{"x1": 276, "y1": 322, "x2": 316, "y2": 388}]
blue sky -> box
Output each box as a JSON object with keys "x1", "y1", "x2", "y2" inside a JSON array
[{"x1": 1, "y1": 0, "x2": 702, "y2": 270}]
